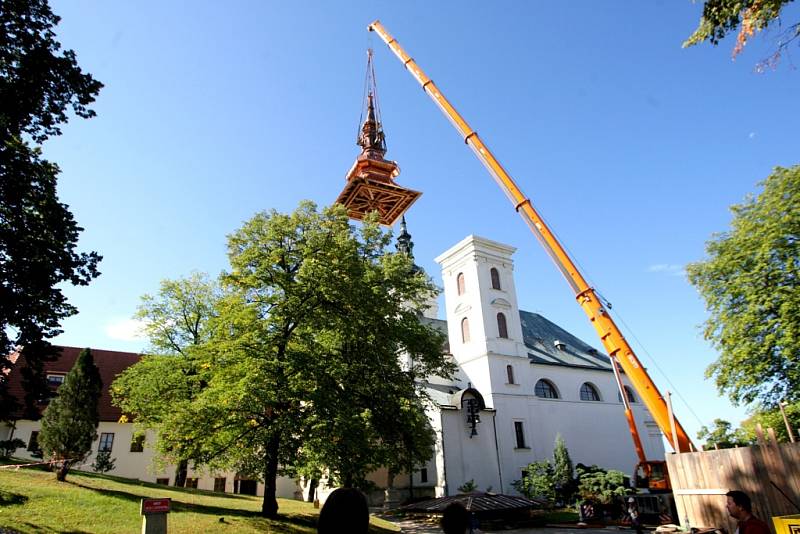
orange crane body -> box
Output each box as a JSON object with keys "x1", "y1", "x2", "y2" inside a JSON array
[{"x1": 367, "y1": 20, "x2": 695, "y2": 468}]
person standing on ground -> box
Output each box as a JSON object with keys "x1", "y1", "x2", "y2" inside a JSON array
[
  {"x1": 725, "y1": 490, "x2": 770, "y2": 534},
  {"x1": 441, "y1": 502, "x2": 470, "y2": 534},
  {"x1": 627, "y1": 497, "x2": 643, "y2": 534}
]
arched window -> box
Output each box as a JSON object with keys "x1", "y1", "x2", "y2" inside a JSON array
[
  {"x1": 534, "y1": 379, "x2": 559, "y2": 399},
  {"x1": 580, "y1": 382, "x2": 601, "y2": 401},
  {"x1": 456, "y1": 273, "x2": 465, "y2": 295},
  {"x1": 506, "y1": 365, "x2": 515, "y2": 384},
  {"x1": 490, "y1": 267, "x2": 501, "y2": 290},
  {"x1": 497, "y1": 312, "x2": 508, "y2": 338},
  {"x1": 618, "y1": 386, "x2": 637, "y2": 403},
  {"x1": 461, "y1": 317, "x2": 470, "y2": 343}
]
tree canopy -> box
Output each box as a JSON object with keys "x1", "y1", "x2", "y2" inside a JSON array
[
  {"x1": 0, "y1": 0, "x2": 103, "y2": 419},
  {"x1": 684, "y1": 0, "x2": 798, "y2": 69},
  {"x1": 113, "y1": 202, "x2": 451, "y2": 518},
  {"x1": 687, "y1": 166, "x2": 800, "y2": 407},
  {"x1": 37, "y1": 348, "x2": 102, "y2": 481},
  {"x1": 696, "y1": 418, "x2": 744, "y2": 450}
]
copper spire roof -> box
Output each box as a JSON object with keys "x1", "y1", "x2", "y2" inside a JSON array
[{"x1": 334, "y1": 50, "x2": 420, "y2": 226}]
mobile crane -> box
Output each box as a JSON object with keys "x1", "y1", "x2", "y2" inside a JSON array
[{"x1": 367, "y1": 20, "x2": 695, "y2": 492}]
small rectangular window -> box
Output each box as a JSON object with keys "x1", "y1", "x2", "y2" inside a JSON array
[
  {"x1": 214, "y1": 477, "x2": 226, "y2": 492},
  {"x1": 46, "y1": 374, "x2": 65, "y2": 387},
  {"x1": 27, "y1": 431, "x2": 40, "y2": 452},
  {"x1": 514, "y1": 421, "x2": 526, "y2": 448},
  {"x1": 156, "y1": 478, "x2": 169, "y2": 485},
  {"x1": 99, "y1": 432, "x2": 114, "y2": 452},
  {"x1": 506, "y1": 365, "x2": 515, "y2": 384},
  {"x1": 130, "y1": 434, "x2": 145, "y2": 452},
  {"x1": 420, "y1": 468, "x2": 428, "y2": 483},
  {"x1": 185, "y1": 478, "x2": 199, "y2": 489}
]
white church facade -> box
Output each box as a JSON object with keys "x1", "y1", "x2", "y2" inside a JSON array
[
  {"x1": 402, "y1": 234, "x2": 665, "y2": 500},
  {"x1": 1, "y1": 233, "x2": 664, "y2": 503}
]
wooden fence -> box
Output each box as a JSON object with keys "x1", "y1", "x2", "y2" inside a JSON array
[{"x1": 666, "y1": 442, "x2": 800, "y2": 533}]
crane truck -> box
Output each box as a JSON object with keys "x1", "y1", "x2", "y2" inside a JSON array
[{"x1": 366, "y1": 20, "x2": 695, "y2": 496}]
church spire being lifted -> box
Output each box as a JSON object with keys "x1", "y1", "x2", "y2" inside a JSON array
[{"x1": 334, "y1": 50, "x2": 421, "y2": 226}]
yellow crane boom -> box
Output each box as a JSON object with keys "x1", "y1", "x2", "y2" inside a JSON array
[{"x1": 368, "y1": 19, "x2": 695, "y2": 456}]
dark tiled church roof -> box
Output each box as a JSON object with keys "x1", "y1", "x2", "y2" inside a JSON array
[{"x1": 519, "y1": 310, "x2": 612, "y2": 371}]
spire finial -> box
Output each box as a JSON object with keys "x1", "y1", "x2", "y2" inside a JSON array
[{"x1": 357, "y1": 50, "x2": 387, "y2": 160}]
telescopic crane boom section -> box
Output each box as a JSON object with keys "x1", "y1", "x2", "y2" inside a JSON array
[{"x1": 367, "y1": 20, "x2": 695, "y2": 457}]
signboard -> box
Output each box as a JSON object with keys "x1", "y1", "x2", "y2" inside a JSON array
[
  {"x1": 141, "y1": 498, "x2": 171, "y2": 515},
  {"x1": 773, "y1": 515, "x2": 800, "y2": 534}
]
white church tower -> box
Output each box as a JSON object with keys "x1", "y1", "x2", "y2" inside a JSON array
[{"x1": 435, "y1": 235, "x2": 526, "y2": 403}]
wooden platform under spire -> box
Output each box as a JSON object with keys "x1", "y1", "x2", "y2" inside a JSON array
[{"x1": 336, "y1": 157, "x2": 421, "y2": 226}]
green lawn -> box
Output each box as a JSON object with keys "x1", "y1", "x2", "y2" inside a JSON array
[{"x1": 0, "y1": 465, "x2": 400, "y2": 533}]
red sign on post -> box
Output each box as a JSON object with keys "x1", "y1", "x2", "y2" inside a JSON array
[{"x1": 141, "y1": 498, "x2": 171, "y2": 514}]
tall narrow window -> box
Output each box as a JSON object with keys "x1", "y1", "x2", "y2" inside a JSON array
[
  {"x1": 456, "y1": 272, "x2": 466, "y2": 295},
  {"x1": 497, "y1": 312, "x2": 508, "y2": 338},
  {"x1": 27, "y1": 431, "x2": 40, "y2": 452},
  {"x1": 514, "y1": 421, "x2": 526, "y2": 448},
  {"x1": 420, "y1": 468, "x2": 428, "y2": 483},
  {"x1": 490, "y1": 267, "x2": 501, "y2": 290},
  {"x1": 98, "y1": 432, "x2": 114, "y2": 452},
  {"x1": 461, "y1": 317, "x2": 470, "y2": 343},
  {"x1": 506, "y1": 365, "x2": 515, "y2": 384}
]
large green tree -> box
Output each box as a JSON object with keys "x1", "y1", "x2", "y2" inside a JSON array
[
  {"x1": 687, "y1": 166, "x2": 800, "y2": 407},
  {"x1": 0, "y1": 0, "x2": 103, "y2": 418},
  {"x1": 128, "y1": 273, "x2": 221, "y2": 486},
  {"x1": 684, "y1": 0, "x2": 798, "y2": 69},
  {"x1": 37, "y1": 348, "x2": 102, "y2": 481},
  {"x1": 114, "y1": 202, "x2": 451, "y2": 518}
]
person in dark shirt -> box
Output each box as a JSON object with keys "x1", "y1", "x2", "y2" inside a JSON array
[
  {"x1": 317, "y1": 488, "x2": 369, "y2": 534},
  {"x1": 441, "y1": 502, "x2": 470, "y2": 534},
  {"x1": 725, "y1": 490, "x2": 770, "y2": 534}
]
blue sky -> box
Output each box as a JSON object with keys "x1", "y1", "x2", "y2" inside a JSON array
[{"x1": 43, "y1": 1, "x2": 798, "y2": 445}]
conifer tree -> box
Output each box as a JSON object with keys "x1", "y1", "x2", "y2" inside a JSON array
[
  {"x1": 38, "y1": 348, "x2": 102, "y2": 481},
  {"x1": 553, "y1": 434, "x2": 575, "y2": 502}
]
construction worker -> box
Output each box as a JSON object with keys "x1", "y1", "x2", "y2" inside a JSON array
[
  {"x1": 627, "y1": 497, "x2": 643, "y2": 534},
  {"x1": 725, "y1": 490, "x2": 770, "y2": 534}
]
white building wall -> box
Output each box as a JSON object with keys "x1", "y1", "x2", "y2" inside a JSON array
[
  {"x1": 440, "y1": 408, "x2": 501, "y2": 494},
  {"x1": 2, "y1": 420, "x2": 299, "y2": 498},
  {"x1": 434, "y1": 234, "x2": 666, "y2": 496}
]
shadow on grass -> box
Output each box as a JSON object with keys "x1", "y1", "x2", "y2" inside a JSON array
[
  {"x1": 66, "y1": 481, "x2": 326, "y2": 532},
  {"x1": 8, "y1": 521, "x2": 88, "y2": 534},
  {"x1": 0, "y1": 489, "x2": 28, "y2": 506},
  {"x1": 71, "y1": 471, "x2": 257, "y2": 501}
]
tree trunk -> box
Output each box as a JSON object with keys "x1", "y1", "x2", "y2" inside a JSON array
[
  {"x1": 174, "y1": 458, "x2": 188, "y2": 487},
  {"x1": 261, "y1": 434, "x2": 280, "y2": 518},
  {"x1": 306, "y1": 478, "x2": 318, "y2": 502},
  {"x1": 56, "y1": 459, "x2": 71, "y2": 482}
]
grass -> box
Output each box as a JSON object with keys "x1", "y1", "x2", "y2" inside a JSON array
[{"x1": 0, "y1": 464, "x2": 400, "y2": 534}]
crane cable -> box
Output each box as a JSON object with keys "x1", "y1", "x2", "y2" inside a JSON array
[{"x1": 356, "y1": 49, "x2": 386, "y2": 151}]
